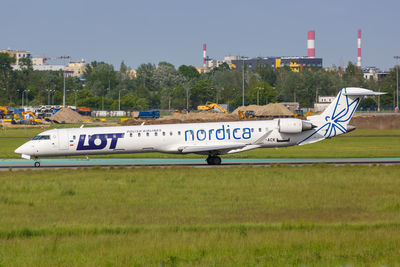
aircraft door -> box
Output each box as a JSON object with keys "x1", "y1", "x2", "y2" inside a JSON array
[{"x1": 57, "y1": 129, "x2": 69, "y2": 150}]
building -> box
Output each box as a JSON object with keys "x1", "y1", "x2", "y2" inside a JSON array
[
  {"x1": 314, "y1": 96, "x2": 335, "y2": 112},
  {"x1": 195, "y1": 66, "x2": 209, "y2": 74},
  {"x1": 126, "y1": 69, "x2": 137, "y2": 79},
  {"x1": 32, "y1": 57, "x2": 45, "y2": 66},
  {"x1": 362, "y1": 66, "x2": 388, "y2": 81},
  {"x1": 231, "y1": 56, "x2": 323, "y2": 72},
  {"x1": 0, "y1": 49, "x2": 31, "y2": 65},
  {"x1": 65, "y1": 60, "x2": 86, "y2": 78}
]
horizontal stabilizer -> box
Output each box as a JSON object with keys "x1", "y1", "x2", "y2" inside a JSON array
[
  {"x1": 343, "y1": 88, "x2": 386, "y2": 96},
  {"x1": 178, "y1": 143, "x2": 246, "y2": 153}
]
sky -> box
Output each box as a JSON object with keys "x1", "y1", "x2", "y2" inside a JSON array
[{"x1": 2, "y1": 0, "x2": 399, "y2": 70}]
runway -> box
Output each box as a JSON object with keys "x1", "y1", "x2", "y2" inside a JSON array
[{"x1": 1, "y1": 157, "x2": 400, "y2": 168}]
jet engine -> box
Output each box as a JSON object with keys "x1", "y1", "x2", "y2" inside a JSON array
[{"x1": 278, "y1": 118, "x2": 315, "y2": 134}]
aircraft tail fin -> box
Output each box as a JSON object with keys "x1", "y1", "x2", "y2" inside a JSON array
[{"x1": 307, "y1": 87, "x2": 384, "y2": 138}]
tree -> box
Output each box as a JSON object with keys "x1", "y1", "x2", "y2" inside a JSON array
[
  {"x1": 178, "y1": 65, "x2": 200, "y2": 79},
  {"x1": 120, "y1": 93, "x2": 148, "y2": 110},
  {"x1": 190, "y1": 79, "x2": 215, "y2": 108},
  {"x1": 119, "y1": 61, "x2": 128, "y2": 73},
  {"x1": 257, "y1": 64, "x2": 276, "y2": 86},
  {"x1": 0, "y1": 53, "x2": 16, "y2": 104},
  {"x1": 153, "y1": 62, "x2": 185, "y2": 109},
  {"x1": 136, "y1": 63, "x2": 156, "y2": 90},
  {"x1": 246, "y1": 82, "x2": 277, "y2": 105},
  {"x1": 85, "y1": 62, "x2": 117, "y2": 98}
]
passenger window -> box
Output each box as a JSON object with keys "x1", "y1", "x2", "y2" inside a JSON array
[
  {"x1": 155, "y1": 132, "x2": 158, "y2": 136},
  {"x1": 251, "y1": 128, "x2": 254, "y2": 132},
  {"x1": 162, "y1": 132, "x2": 165, "y2": 136},
  {"x1": 178, "y1": 131, "x2": 181, "y2": 135},
  {"x1": 170, "y1": 132, "x2": 173, "y2": 136},
  {"x1": 130, "y1": 133, "x2": 133, "y2": 137},
  {"x1": 73, "y1": 135, "x2": 76, "y2": 140},
  {"x1": 138, "y1": 133, "x2": 141, "y2": 137},
  {"x1": 258, "y1": 128, "x2": 262, "y2": 132},
  {"x1": 146, "y1": 132, "x2": 149, "y2": 137}
]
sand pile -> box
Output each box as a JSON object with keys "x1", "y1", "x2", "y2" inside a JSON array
[
  {"x1": 233, "y1": 103, "x2": 293, "y2": 117},
  {"x1": 50, "y1": 107, "x2": 88, "y2": 123},
  {"x1": 350, "y1": 115, "x2": 400, "y2": 129}
]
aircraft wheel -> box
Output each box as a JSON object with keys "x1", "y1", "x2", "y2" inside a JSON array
[
  {"x1": 206, "y1": 156, "x2": 221, "y2": 165},
  {"x1": 34, "y1": 161, "x2": 40, "y2": 168},
  {"x1": 213, "y1": 156, "x2": 222, "y2": 165}
]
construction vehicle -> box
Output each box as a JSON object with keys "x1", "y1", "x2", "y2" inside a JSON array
[
  {"x1": 3, "y1": 109, "x2": 42, "y2": 124},
  {"x1": 21, "y1": 111, "x2": 42, "y2": 124},
  {"x1": 293, "y1": 109, "x2": 313, "y2": 119},
  {"x1": 138, "y1": 110, "x2": 160, "y2": 119},
  {"x1": 0, "y1": 106, "x2": 8, "y2": 119},
  {"x1": 238, "y1": 110, "x2": 255, "y2": 119},
  {"x1": 197, "y1": 102, "x2": 228, "y2": 114}
]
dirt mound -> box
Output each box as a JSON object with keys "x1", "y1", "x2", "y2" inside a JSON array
[
  {"x1": 350, "y1": 115, "x2": 400, "y2": 129},
  {"x1": 233, "y1": 103, "x2": 293, "y2": 117},
  {"x1": 50, "y1": 107, "x2": 88, "y2": 123}
]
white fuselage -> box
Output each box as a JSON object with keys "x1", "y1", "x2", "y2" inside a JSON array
[{"x1": 15, "y1": 120, "x2": 322, "y2": 158}]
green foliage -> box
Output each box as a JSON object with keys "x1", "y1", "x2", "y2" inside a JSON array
[
  {"x1": 190, "y1": 79, "x2": 215, "y2": 107},
  {"x1": 120, "y1": 93, "x2": 148, "y2": 110},
  {"x1": 246, "y1": 81, "x2": 277, "y2": 105},
  {"x1": 178, "y1": 64, "x2": 200, "y2": 79}
]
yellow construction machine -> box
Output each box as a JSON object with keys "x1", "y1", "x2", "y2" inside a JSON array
[
  {"x1": 238, "y1": 110, "x2": 255, "y2": 119},
  {"x1": 197, "y1": 102, "x2": 228, "y2": 114}
]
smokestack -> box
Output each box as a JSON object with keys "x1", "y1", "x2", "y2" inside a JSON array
[
  {"x1": 357, "y1": 29, "x2": 361, "y2": 69},
  {"x1": 203, "y1": 43, "x2": 207, "y2": 67},
  {"x1": 307, "y1": 30, "x2": 315, "y2": 58}
]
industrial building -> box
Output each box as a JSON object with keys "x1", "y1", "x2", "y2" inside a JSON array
[
  {"x1": 201, "y1": 30, "x2": 323, "y2": 73},
  {"x1": 230, "y1": 56, "x2": 323, "y2": 72}
]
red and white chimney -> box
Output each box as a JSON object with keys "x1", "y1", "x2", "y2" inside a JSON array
[
  {"x1": 307, "y1": 30, "x2": 315, "y2": 58},
  {"x1": 203, "y1": 43, "x2": 207, "y2": 67},
  {"x1": 357, "y1": 29, "x2": 361, "y2": 69}
]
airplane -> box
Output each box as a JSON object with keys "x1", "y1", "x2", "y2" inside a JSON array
[{"x1": 15, "y1": 87, "x2": 384, "y2": 167}]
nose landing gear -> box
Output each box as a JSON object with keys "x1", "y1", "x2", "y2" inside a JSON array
[{"x1": 34, "y1": 157, "x2": 40, "y2": 168}]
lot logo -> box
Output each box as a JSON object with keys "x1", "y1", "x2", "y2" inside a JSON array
[{"x1": 77, "y1": 133, "x2": 124, "y2": 150}]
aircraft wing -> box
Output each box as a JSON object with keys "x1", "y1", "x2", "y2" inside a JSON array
[{"x1": 177, "y1": 143, "x2": 246, "y2": 154}]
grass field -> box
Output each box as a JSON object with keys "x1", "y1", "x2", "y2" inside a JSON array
[
  {"x1": 1, "y1": 165, "x2": 400, "y2": 265},
  {"x1": 1, "y1": 125, "x2": 400, "y2": 159}
]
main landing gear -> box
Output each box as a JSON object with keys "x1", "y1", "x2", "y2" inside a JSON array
[{"x1": 206, "y1": 155, "x2": 222, "y2": 165}]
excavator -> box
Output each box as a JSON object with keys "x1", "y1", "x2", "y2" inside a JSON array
[
  {"x1": 197, "y1": 102, "x2": 228, "y2": 114},
  {"x1": 3, "y1": 109, "x2": 42, "y2": 124},
  {"x1": 238, "y1": 110, "x2": 255, "y2": 119}
]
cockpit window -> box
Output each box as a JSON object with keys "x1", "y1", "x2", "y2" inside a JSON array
[{"x1": 32, "y1": 135, "x2": 50, "y2": 140}]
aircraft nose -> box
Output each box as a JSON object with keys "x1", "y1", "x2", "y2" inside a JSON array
[
  {"x1": 14, "y1": 142, "x2": 34, "y2": 156},
  {"x1": 14, "y1": 145, "x2": 24, "y2": 154}
]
